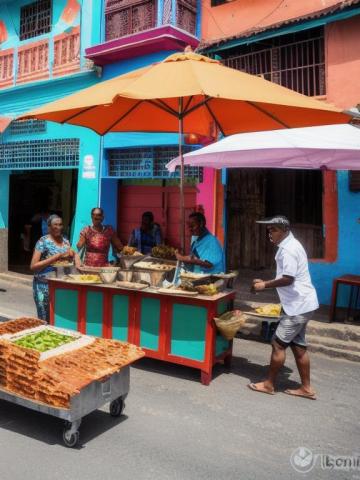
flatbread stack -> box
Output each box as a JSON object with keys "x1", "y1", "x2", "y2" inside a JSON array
[{"x1": 0, "y1": 318, "x2": 144, "y2": 409}]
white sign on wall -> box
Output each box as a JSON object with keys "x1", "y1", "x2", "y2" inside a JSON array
[{"x1": 82, "y1": 155, "x2": 96, "y2": 179}]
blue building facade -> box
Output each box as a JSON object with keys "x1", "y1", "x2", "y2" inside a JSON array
[{"x1": 0, "y1": 0, "x2": 103, "y2": 270}]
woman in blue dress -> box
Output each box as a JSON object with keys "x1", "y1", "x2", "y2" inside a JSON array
[{"x1": 30, "y1": 215, "x2": 80, "y2": 322}]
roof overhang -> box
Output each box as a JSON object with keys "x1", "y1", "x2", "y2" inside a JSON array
[
  {"x1": 85, "y1": 25, "x2": 200, "y2": 66},
  {"x1": 201, "y1": 3, "x2": 360, "y2": 54}
]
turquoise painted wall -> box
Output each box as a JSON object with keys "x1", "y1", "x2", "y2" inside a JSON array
[
  {"x1": 310, "y1": 171, "x2": 360, "y2": 305},
  {"x1": 0, "y1": 1, "x2": 102, "y2": 247},
  {"x1": 0, "y1": 171, "x2": 10, "y2": 228}
]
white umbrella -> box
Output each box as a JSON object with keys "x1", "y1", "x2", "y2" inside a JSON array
[{"x1": 166, "y1": 124, "x2": 360, "y2": 171}]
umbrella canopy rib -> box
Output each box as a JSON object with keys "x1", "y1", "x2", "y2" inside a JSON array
[
  {"x1": 101, "y1": 100, "x2": 144, "y2": 135},
  {"x1": 246, "y1": 101, "x2": 290, "y2": 128},
  {"x1": 147, "y1": 99, "x2": 178, "y2": 117},
  {"x1": 60, "y1": 105, "x2": 100, "y2": 125},
  {"x1": 205, "y1": 102, "x2": 225, "y2": 137}
]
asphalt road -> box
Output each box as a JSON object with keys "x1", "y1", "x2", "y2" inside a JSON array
[{"x1": 0, "y1": 280, "x2": 359, "y2": 480}]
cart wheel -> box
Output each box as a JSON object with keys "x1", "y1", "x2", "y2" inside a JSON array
[
  {"x1": 110, "y1": 398, "x2": 125, "y2": 417},
  {"x1": 63, "y1": 428, "x2": 79, "y2": 448}
]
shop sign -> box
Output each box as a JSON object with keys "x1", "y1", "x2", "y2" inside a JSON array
[{"x1": 82, "y1": 155, "x2": 96, "y2": 179}]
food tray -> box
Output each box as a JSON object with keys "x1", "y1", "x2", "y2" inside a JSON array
[
  {"x1": 77, "y1": 266, "x2": 119, "y2": 274},
  {"x1": 157, "y1": 288, "x2": 199, "y2": 296},
  {"x1": 243, "y1": 311, "x2": 281, "y2": 319},
  {"x1": 117, "y1": 254, "x2": 145, "y2": 269},
  {"x1": 180, "y1": 272, "x2": 211, "y2": 280},
  {"x1": 116, "y1": 281, "x2": 148, "y2": 290}
]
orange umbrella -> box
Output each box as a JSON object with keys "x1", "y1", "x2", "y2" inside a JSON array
[{"x1": 22, "y1": 51, "x2": 349, "y2": 249}]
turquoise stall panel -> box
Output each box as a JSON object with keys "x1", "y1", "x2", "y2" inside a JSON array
[
  {"x1": 112, "y1": 294, "x2": 129, "y2": 341},
  {"x1": 216, "y1": 335, "x2": 230, "y2": 356},
  {"x1": 216, "y1": 300, "x2": 230, "y2": 355},
  {"x1": 54, "y1": 289, "x2": 78, "y2": 331},
  {"x1": 139, "y1": 297, "x2": 161, "y2": 351},
  {"x1": 86, "y1": 291, "x2": 103, "y2": 337},
  {"x1": 170, "y1": 304, "x2": 207, "y2": 361},
  {"x1": 217, "y1": 300, "x2": 229, "y2": 316}
]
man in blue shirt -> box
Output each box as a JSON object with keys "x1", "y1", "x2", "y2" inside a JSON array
[{"x1": 175, "y1": 212, "x2": 225, "y2": 274}]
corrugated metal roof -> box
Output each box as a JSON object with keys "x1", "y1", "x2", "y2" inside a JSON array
[{"x1": 201, "y1": 0, "x2": 360, "y2": 50}]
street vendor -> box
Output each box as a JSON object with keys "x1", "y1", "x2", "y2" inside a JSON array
[
  {"x1": 30, "y1": 215, "x2": 81, "y2": 321},
  {"x1": 128, "y1": 211, "x2": 162, "y2": 255},
  {"x1": 77, "y1": 208, "x2": 123, "y2": 267},
  {"x1": 175, "y1": 212, "x2": 225, "y2": 274},
  {"x1": 248, "y1": 215, "x2": 318, "y2": 400}
]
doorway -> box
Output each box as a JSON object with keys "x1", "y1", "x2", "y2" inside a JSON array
[
  {"x1": 117, "y1": 181, "x2": 198, "y2": 251},
  {"x1": 226, "y1": 169, "x2": 323, "y2": 270},
  {"x1": 8, "y1": 169, "x2": 78, "y2": 273}
]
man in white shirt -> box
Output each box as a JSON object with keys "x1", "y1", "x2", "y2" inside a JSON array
[{"x1": 248, "y1": 215, "x2": 318, "y2": 400}]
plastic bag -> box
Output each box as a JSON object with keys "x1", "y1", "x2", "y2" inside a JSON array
[{"x1": 214, "y1": 310, "x2": 246, "y2": 340}]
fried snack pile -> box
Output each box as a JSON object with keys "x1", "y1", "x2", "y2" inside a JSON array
[
  {"x1": 0, "y1": 317, "x2": 45, "y2": 335},
  {"x1": 0, "y1": 318, "x2": 144, "y2": 409},
  {"x1": 255, "y1": 304, "x2": 282, "y2": 316},
  {"x1": 122, "y1": 246, "x2": 142, "y2": 256},
  {"x1": 151, "y1": 245, "x2": 176, "y2": 260}
]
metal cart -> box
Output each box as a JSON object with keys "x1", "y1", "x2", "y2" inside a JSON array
[{"x1": 0, "y1": 366, "x2": 130, "y2": 448}]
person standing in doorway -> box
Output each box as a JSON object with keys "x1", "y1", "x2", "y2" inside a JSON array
[
  {"x1": 128, "y1": 211, "x2": 162, "y2": 255},
  {"x1": 248, "y1": 215, "x2": 318, "y2": 400}
]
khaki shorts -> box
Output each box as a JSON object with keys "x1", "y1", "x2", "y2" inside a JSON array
[{"x1": 273, "y1": 311, "x2": 314, "y2": 348}]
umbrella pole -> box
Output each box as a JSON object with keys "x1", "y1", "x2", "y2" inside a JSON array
[{"x1": 179, "y1": 98, "x2": 185, "y2": 252}]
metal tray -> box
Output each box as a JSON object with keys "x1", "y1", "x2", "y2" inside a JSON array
[{"x1": 0, "y1": 366, "x2": 130, "y2": 448}]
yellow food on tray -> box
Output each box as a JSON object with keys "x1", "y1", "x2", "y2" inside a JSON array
[
  {"x1": 255, "y1": 304, "x2": 282, "y2": 316},
  {"x1": 68, "y1": 274, "x2": 101, "y2": 283},
  {"x1": 195, "y1": 283, "x2": 218, "y2": 296}
]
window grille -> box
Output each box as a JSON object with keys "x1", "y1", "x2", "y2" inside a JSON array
[
  {"x1": 176, "y1": 0, "x2": 196, "y2": 35},
  {"x1": 108, "y1": 146, "x2": 203, "y2": 180},
  {"x1": 20, "y1": 0, "x2": 52, "y2": 41},
  {"x1": 223, "y1": 28, "x2": 325, "y2": 97},
  {"x1": 0, "y1": 139, "x2": 79, "y2": 170},
  {"x1": 8, "y1": 120, "x2": 47, "y2": 135},
  {"x1": 105, "y1": 0, "x2": 156, "y2": 41}
]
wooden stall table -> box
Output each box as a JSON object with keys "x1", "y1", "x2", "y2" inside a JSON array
[
  {"x1": 48, "y1": 279, "x2": 235, "y2": 385},
  {"x1": 330, "y1": 274, "x2": 360, "y2": 322}
]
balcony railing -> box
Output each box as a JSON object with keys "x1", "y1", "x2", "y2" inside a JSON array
[
  {"x1": 223, "y1": 35, "x2": 325, "y2": 97},
  {"x1": 0, "y1": 27, "x2": 81, "y2": 89},
  {"x1": 18, "y1": 39, "x2": 49, "y2": 83},
  {"x1": 105, "y1": 0, "x2": 197, "y2": 41},
  {"x1": 53, "y1": 26, "x2": 81, "y2": 77},
  {"x1": 0, "y1": 49, "x2": 14, "y2": 87}
]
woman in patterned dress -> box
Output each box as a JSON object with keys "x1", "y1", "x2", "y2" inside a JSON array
[
  {"x1": 76, "y1": 208, "x2": 123, "y2": 267},
  {"x1": 30, "y1": 215, "x2": 80, "y2": 322}
]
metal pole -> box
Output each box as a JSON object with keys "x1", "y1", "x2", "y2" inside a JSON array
[{"x1": 179, "y1": 97, "x2": 185, "y2": 252}]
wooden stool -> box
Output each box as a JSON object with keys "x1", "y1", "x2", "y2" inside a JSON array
[{"x1": 329, "y1": 274, "x2": 360, "y2": 322}]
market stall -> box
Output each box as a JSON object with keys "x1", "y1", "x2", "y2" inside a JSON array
[{"x1": 48, "y1": 267, "x2": 236, "y2": 385}]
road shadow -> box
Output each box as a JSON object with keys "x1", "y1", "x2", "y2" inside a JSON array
[
  {"x1": 132, "y1": 357, "x2": 224, "y2": 384},
  {"x1": 0, "y1": 399, "x2": 127, "y2": 449},
  {"x1": 228, "y1": 354, "x2": 300, "y2": 390}
]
